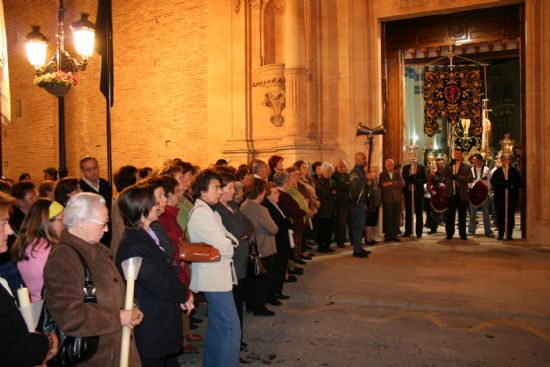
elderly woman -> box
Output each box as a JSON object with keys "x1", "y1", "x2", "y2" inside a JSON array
[
  {"x1": 0, "y1": 192, "x2": 59, "y2": 367},
  {"x1": 43, "y1": 193, "x2": 143, "y2": 366},
  {"x1": 215, "y1": 171, "x2": 252, "y2": 350},
  {"x1": 240, "y1": 178, "x2": 279, "y2": 316},
  {"x1": 316, "y1": 162, "x2": 337, "y2": 253},
  {"x1": 117, "y1": 184, "x2": 192, "y2": 367},
  {"x1": 12, "y1": 199, "x2": 64, "y2": 302},
  {"x1": 187, "y1": 169, "x2": 241, "y2": 367},
  {"x1": 293, "y1": 160, "x2": 319, "y2": 259}
]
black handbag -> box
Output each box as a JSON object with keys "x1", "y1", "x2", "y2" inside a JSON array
[
  {"x1": 39, "y1": 245, "x2": 99, "y2": 366},
  {"x1": 247, "y1": 234, "x2": 267, "y2": 277}
]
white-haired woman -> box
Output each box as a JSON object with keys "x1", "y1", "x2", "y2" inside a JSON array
[
  {"x1": 43, "y1": 193, "x2": 143, "y2": 366},
  {"x1": 315, "y1": 162, "x2": 337, "y2": 253}
]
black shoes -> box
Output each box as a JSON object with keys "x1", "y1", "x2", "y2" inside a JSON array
[
  {"x1": 253, "y1": 308, "x2": 275, "y2": 317},
  {"x1": 294, "y1": 259, "x2": 307, "y2": 265},
  {"x1": 460, "y1": 235, "x2": 468, "y2": 240},
  {"x1": 353, "y1": 250, "x2": 369, "y2": 258},
  {"x1": 240, "y1": 342, "x2": 248, "y2": 351},
  {"x1": 289, "y1": 268, "x2": 303, "y2": 275},
  {"x1": 267, "y1": 298, "x2": 282, "y2": 306},
  {"x1": 190, "y1": 316, "x2": 203, "y2": 324},
  {"x1": 302, "y1": 255, "x2": 312, "y2": 260},
  {"x1": 366, "y1": 240, "x2": 378, "y2": 245},
  {"x1": 285, "y1": 275, "x2": 298, "y2": 283},
  {"x1": 275, "y1": 294, "x2": 290, "y2": 300}
]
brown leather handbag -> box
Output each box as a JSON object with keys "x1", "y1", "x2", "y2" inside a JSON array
[{"x1": 179, "y1": 239, "x2": 221, "y2": 263}]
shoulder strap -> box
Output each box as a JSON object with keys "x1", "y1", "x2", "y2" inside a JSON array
[{"x1": 58, "y1": 244, "x2": 96, "y2": 302}]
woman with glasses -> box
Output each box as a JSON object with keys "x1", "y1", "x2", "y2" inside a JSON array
[
  {"x1": 43, "y1": 193, "x2": 143, "y2": 366},
  {"x1": 12, "y1": 199, "x2": 64, "y2": 302}
]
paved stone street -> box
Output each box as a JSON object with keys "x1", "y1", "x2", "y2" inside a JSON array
[{"x1": 180, "y1": 233, "x2": 550, "y2": 367}]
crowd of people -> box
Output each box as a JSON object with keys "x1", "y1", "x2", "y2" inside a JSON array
[{"x1": 0, "y1": 149, "x2": 521, "y2": 366}]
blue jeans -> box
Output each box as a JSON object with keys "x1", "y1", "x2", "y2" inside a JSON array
[
  {"x1": 203, "y1": 291, "x2": 241, "y2": 367},
  {"x1": 468, "y1": 200, "x2": 493, "y2": 235},
  {"x1": 350, "y1": 203, "x2": 366, "y2": 254}
]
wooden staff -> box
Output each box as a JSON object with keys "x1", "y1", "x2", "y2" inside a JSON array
[
  {"x1": 504, "y1": 166, "x2": 509, "y2": 240},
  {"x1": 410, "y1": 162, "x2": 416, "y2": 239}
]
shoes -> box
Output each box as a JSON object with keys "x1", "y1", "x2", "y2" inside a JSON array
[
  {"x1": 317, "y1": 247, "x2": 330, "y2": 253},
  {"x1": 302, "y1": 255, "x2": 312, "y2": 260},
  {"x1": 416, "y1": 235, "x2": 422, "y2": 239},
  {"x1": 190, "y1": 316, "x2": 203, "y2": 324},
  {"x1": 184, "y1": 333, "x2": 203, "y2": 341},
  {"x1": 428, "y1": 230, "x2": 437, "y2": 234},
  {"x1": 294, "y1": 259, "x2": 307, "y2": 265},
  {"x1": 240, "y1": 342, "x2": 248, "y2": 351},
  {"x1": 402, "y1": 233, "x2": 412, "y2": 237},
  {"x1": 384, "y1": 238, "x2": 392, "y2": 243},
  {"x1": 393, "y1": 238, "x2": 401, "y2": 242},
  {"x1": 446, "y1": 236, "x2": 453, "y2": 240},
  {"x1": 183, "y1": 343, "x2": 199, "y2": 353},
  {"x1": 366, "y1": 240, "x2": 378, "y2": 245},
  {"x1": 253, "y1": 308, "x2": 275, "y2": 317},
  {"x1": 327, "y1": 248, "x2": 335, "y2": 252},
  {"x1": 189, "y1": 323, "x2": 198, "y2": 330},
  {"x1": 485, "y1": 233, "x2": 495, "y2": 238},
  {"x1": 275, "y1": 294, "x2": 290, "y2": 300},
  {"x1": 352, "y1": 250, "x2": 369, "y2": 258},
  {"x1": 267, "y1": 298, "x2": 282, "y2": 306},
  {"x1": 460, "y1": 235, "x2": 468, "y2": 240},
  {"x1": 289, "y1": 268, "x2": 303, "y2": 275},
  {"x1": 497, "y1": 236, "x2": 504, "y2": 240},
  {"x1": 285, "y1": 275, "x2": 298, "y2": 283},
  {"x1": 337, "y1": 243, "x2": 346, "y2": 248}
]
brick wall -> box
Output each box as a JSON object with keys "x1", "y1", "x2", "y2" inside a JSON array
[{"x1": 2, "y1": 0, "x2": 209, "y2": 182}]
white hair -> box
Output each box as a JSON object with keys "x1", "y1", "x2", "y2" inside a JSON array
[
  {"x1": 320, "y1": 162, "x2": 334, "y2": 173},
  {"x1": 63, "y1": 192, "x2": 106, "y2": 228}
]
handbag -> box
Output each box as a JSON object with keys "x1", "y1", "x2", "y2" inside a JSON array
[
  {"x1": 247, "y1": 234, "x2": 267, "y2": 277},
  {"x1": 179, "y1": 239, "x2": 221, "y2": 263},
  {"x1": 39, "y1": 245, "x2": 99, "y2": 366}
]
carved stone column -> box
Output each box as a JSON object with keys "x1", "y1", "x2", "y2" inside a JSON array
[{"x1": 284, "y1": 0, "x2": 308, "y2": 138}]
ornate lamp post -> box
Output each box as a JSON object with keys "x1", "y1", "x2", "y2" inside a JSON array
[{"x1": 25, "y1": 0, "x2": 95, "y2": 178}]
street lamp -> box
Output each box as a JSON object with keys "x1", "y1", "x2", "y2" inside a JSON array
[{"x1": 24, "y1": 0, "x2": 95, "y2": 178}]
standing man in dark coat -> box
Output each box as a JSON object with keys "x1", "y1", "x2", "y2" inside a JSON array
[
  {"x1": 379, "y1": 159, "x2": 404, "y2": 242},
  {"x1": 79, "y1": 156, "x2": 113, "y2": 245},
  {"x1": 490, "y1": 154, "x2": 522, "y2": 240},
  {"x1": 402, "y1": 159, "x2": 427, "y2": 238},
  {"x1": 442, "y1": 149, "x2": 474, "y2": 240},
  {"x1": 349, "y1": 153, "x2": 370, "y2": 258}
]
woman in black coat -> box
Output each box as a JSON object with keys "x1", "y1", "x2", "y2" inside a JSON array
[
  {"x1": 315, "y1": 163, "x2": 337, "y2": 253},
  {"x1": 116, "y1": 184, "x2": 193, "y2": 367},
  {"x1": 215, "y1": 171, "x2": 252, "y2": 350},
  {"x1": 262, "y1": 182, "x2": 293, "y2": 300}
]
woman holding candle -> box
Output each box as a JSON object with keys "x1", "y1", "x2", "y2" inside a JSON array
[
  {"x1": 117, "y1": 184, "x2": 192, "y2": 367},
  {"x1": 43, "y1": 193, "x2": 143, "y2": 367},
  {"x1": 12, "y1": 199, "x2": 64, "y2": 302}
]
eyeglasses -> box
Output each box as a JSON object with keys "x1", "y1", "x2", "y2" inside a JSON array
[{"x1": 88, "y1": 218, "x2": 109, "y2": 228}]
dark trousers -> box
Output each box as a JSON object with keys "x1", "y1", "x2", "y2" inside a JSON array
[
  {"x1": 334, "y1": 202, "x2": 352, "y2": 246},
  {"x1": 446, "y1": 194, "x2": 468, "y2": 238},
  {"x1": 350, "y1": 202, "x2": 366, "y2": 253},
  {"x1": 383, "y1": 202, "x2": 401, "y2": 240},
  {"x1": 404, "y1": 192, "x2": 424, "y2": 237},
  {"x1": 232, "y1": 280, "x2": 245, "y2": 341},
  {"x1": 317, "y1": 217, "x2": 334, "y2": 249},
  {"x1": 430, "y1": 208, "x2": 446, "y2": 233},
  {"x1": 495, "y1": 193, "x2": 518, "y2": 239},
  {"x1": 424, "y1": 197, "x2": 432, "y2": 227},
  {"x1": 141, "y1": 355, "x2": 179, "y2": 367},
  {"x1": 246, "y1": 254, "x2": 275, "y2": 311},
  {"x1": 271, "y1": 251, "x2": 287, "y2": 296}
]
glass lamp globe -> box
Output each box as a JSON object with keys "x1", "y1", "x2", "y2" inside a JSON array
[
  {"x1": 71, "y1": 13, "x2": 95, "y2": 60},
  {"x1": 25, "y1": 25, "x2": 48, "y2": 69}
]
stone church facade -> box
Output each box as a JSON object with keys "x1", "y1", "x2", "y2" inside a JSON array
[{"x1": 2, "y1": 0, "x2": 549, "y2": 244}]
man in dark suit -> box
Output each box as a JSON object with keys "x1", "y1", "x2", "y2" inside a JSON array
[
  {"x1": 490, "y1": 153, "x2": 522, "y2": 240},
  {"x1": 442, "y1": 149, "x2": 474, "y2": 240},
  {"x1": 79, "y1": 156, "x2": 113, "y2": 245},
  {"x1": 402, "y1": 159, "x2": 427, "y2": 238}
]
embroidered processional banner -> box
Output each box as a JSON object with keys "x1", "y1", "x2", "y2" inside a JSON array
[{"x1": 424, "y1": 69, "x2": 482, "y2": 153}]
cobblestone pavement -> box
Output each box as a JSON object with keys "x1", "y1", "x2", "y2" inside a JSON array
[{"x1": 179, "y1": 232, "x2": 550, "y2": 367}]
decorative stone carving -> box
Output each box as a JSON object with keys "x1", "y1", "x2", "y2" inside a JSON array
[
  {"x1": 249, "y1": 0, "x2": 284, "y2": 12},
  {"x1": 262, "y1": 89, "x2": 286, "y2": 126},
  {"x1": 253, "y1": 64, "x2": 286, "y2": 126},
  {"x1": 234, "y1": 0, "x2": 240, "y2": 14}
]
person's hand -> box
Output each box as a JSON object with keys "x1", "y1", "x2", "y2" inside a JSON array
[
  {"x1": 43, "y1": 332, "x2": 58, "y2": 363},
  {"x1": 120, "y1": 308, "x2": 144, "y2": 329},
  {"x1": 383, "y1": 181, "x2": 393, "y2": 187},
  {"x1": 181, "y1": 299, "x2": 195, "y2": 316}
]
